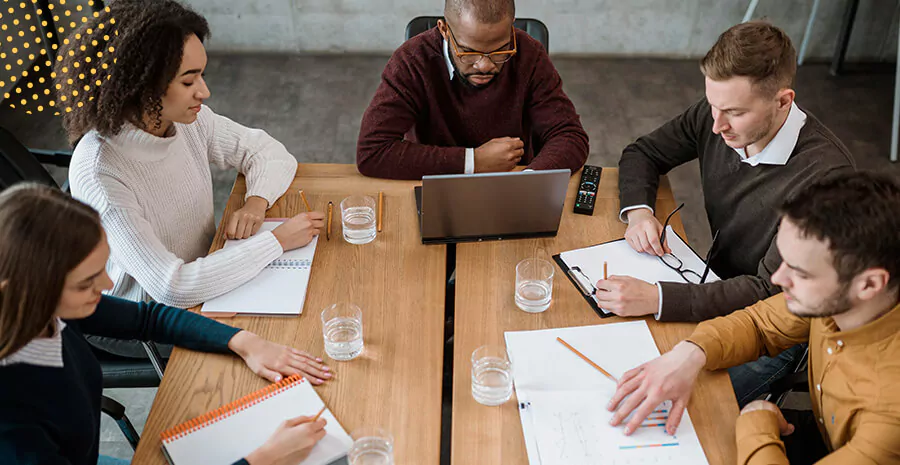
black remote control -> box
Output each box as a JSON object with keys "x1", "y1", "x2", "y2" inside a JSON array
[{"x1": 574, "y1": 165, "x2": 602, "y2": 215}]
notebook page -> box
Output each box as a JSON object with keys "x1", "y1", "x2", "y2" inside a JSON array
[
  {"x1": 201, "y1": 221, "x2": 317, "y2": 315},
  {"x1": 505, "y1": 322, "x2": 708, "y2": 465},
  {"x1": 162, "y1": 379, "x2": 351, "y2": 465},
  {"x1": 527, "y1": 389, "x2": 706, "y2": 465}
]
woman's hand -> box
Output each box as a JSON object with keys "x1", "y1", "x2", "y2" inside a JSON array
[
  {"x1": 244, "y1": 416, "x2": 327, "y2": 465},
  {"x1": 226, "y1": 196, "x2": 268, "y2": 240},
  {"x1": 228, "y1": 331, "x2": 333, "y2": 384}
]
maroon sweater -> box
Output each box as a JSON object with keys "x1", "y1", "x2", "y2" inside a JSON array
[{"x1": 356, "y1": 27, "x2": 589, "y2": 179}]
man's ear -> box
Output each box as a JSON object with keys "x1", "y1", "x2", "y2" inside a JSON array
[
  {"x1": 775, "y1": 88, "x2": 795, "y2": 111},
  {"x1": 853, "y1": 268, "x2": 890, "y2": 302},
  {"x1": 437, "y1": 18, "x2": 449, "y2": 38},
  {"x1": 0, "y1": 279, "x2": 7, "y2": 291}
]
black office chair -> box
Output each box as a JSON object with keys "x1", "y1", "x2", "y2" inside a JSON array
[
  {"x1": 765, "y1": 346, "x2": 811, "y2": 408},
  {"x1": 0, "y1": 125, "x2": 165, "y2": 449},
  {"x1": 405, "y1": 16, "x2": 550, "y2": 52}
]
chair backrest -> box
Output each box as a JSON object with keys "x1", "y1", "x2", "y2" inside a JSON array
[
  {"x1": 0, "y1": 126, "x2": 59, "y2": 191},
  {"x1": 405, "y1": 16, "x2": 549, "y2": 52}
]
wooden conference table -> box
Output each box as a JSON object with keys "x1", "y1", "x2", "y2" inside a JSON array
[{"x1": 133, "y1": 164, "x2": 737, "y2": 465}]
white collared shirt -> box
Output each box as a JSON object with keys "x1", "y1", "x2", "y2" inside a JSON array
[
  {"x1": 618, "y1": 101, "x2": 807, "y2": 320},
  {"x1": 733, "y1": 101, "x2": 806, "y2": 166},
  {"x1": 0, "y1": 319, "x2": 66, "y2": 368},
  {"x1": 443, "y1": 38, "x2": 476, "y2": 173}
]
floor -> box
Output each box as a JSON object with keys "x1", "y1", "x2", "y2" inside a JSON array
[{"x1": 2, "y1": 55, "x2": 898, "y2": 459}]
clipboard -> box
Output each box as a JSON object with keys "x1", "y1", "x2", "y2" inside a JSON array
[
  {"x1": 552, "y1": 238, "x2": 623, "y2": 319},
  {"x1": 553, "y1": 227, "x2": 720, "y2": 319}
]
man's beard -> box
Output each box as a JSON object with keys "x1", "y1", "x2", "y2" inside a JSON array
[
  {"x1": 735, "y1": 110, "x2": 776, "y2": 148},
  {"x1": 450, "y1": 58, "x2": 498, "y2": 89},
  {"x1": 786, "y1": 281, "x2": 853, "y2": 318}
]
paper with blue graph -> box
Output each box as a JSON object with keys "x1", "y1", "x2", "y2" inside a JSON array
[
  {"x1": 201, "y1": 220, "x2": 318, "y2": 316},
  {"x1": 504, "y1": 321, "x2": 709, "y2": 465}
]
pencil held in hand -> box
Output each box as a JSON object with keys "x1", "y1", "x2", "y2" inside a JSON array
[
  {"x1": 312, "y1": 405, "x2": 327, "y2": 422},
  {"x1": 603, "y1": 261, "x2": 608, "y2": 280},
  {"x1": 299, "y1": 190, "x2": 312, "y2": 212}
]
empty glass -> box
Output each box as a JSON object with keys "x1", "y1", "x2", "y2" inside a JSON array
[
  {"x1": 471, "y1": 345, "x2": 513, "y2": 406},
  {"x1": 341, "y1": 195, "x2": 376, "y2": 245},
  {"x1": 515, "y1": 258, "x2": 554, "y2": 313},
  {"x1": 321, "y1": 304, "x2": 364, "y2": 361},
  {"x1": 348, "y1": 427, "x2": 394, "y2": 465}
]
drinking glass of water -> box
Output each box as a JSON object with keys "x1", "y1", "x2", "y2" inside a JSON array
[
  {"x1": 321, "y1": 303, "x2": 364, "y2": 361},
  {"x1": 348, "y1": 427, "x2": 394, "y2": 465},
  {"x1": 341, "y1": 195, "x2": 377, "y2": 245},
  {"x1": 515, "y1": 258, "x2": 554, "y2": 313},
  {"x1": 471, "y1": 345, "x2": 513, "y2": 406}
]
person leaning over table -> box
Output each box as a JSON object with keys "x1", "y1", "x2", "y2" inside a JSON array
[
  {"x1": 355, "y1": 0, "x2": 589, "y2": 179},
  {"x1": 0, "y1": 184, "x2": 333, "y2": 465},
  {"x1": 61, "y1": 0, "x2": 324, "y2": 360},
  {"x1": 606, "y1": 171, "x2": 900, "y2": 465},
  {"x1": 599, "y1": 21, "x2": 855, "y2": 408}
]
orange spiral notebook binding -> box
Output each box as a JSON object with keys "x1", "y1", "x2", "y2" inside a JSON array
[
  {"x1": 158, "y1": 374, "x2": 352, "y2": 465},
  {"x1": 161, "y1": 374, "x2": 306, "y2": 444}
]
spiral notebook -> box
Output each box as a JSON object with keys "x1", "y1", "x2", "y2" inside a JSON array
[
  {"x1": 202, "y1": 220, "x2": 318, "y2": 316},
  {"x1": 160, "y1": 375, "x2": 352, "y2": 465}
]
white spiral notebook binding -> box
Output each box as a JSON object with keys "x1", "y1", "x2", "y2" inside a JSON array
[{"x1": 202, "y1": 220, "x2": 318, "y2": 316}]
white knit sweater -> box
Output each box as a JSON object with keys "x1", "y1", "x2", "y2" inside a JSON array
[{"x1": 69, "y1": 105, "x2": 298, "y2": 308}]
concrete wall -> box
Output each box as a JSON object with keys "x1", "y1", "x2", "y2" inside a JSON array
[{"x1": 187, "y1": 0, "x2": 900, "y2": 59}]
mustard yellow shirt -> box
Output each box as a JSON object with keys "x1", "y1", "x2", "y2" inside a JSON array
[{"x1": 687, "y1": 293, "x2": 900, "y2": 464}]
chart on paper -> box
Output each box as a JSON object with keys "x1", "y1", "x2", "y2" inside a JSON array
[{"x1": 526, "y1": 390, "x2": 707, "y2": 465}]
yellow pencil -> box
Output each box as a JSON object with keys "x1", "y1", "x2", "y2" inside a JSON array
[{"x1": 299, "y1": 190, "x2": 312, "y2": 212}]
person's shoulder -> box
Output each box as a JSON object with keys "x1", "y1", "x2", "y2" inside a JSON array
[
  {"x1": 794, "y1": 106, "x2": 856, "y2": 167},
  {"x1": 387, "y1": 27, "x2": 443, "y2": 75}
]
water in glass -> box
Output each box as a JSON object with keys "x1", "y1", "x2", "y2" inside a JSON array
[
  {"x1": 342, "y1": 206, "x2": 376, "y2": 244},
  {"x1": 515, "y1": 279, "x2": 552, "y2": 313},
  {"x1": 348, "y1": 436, "x2": 394, "y2": 465},
  {"x1": 471, "y1": 356, "x2": 513, "y2": 406},
  {"x1": 323, "y1": 316, "x2": 363, "y2": 361}
]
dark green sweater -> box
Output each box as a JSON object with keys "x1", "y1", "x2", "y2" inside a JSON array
[
  {"x1": 619, "y1": 99, "x2": 855, "y2": 321},
  {"x1": 0, "y1": 296, "x2": 242, "y2": 465}
]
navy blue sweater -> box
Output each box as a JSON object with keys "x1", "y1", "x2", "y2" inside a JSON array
[{"x1": 0, "y1": 295, "x2": 242, "y2": 465}]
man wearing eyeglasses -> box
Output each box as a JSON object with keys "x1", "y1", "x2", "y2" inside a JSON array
[
  {"x1": 355, "y1": 0, "x2": 589, "y2": 179},
  {"x1": 603, "y1": 22, "x2": 855, "y2": 408}
]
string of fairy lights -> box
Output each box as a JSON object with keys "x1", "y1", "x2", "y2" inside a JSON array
[{"x1": 0, "y1": 0, "x2": 115, "y2": 116}]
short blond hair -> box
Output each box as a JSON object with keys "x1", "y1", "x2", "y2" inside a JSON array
[{"x1": 700, "y1": 21, "x2": 797, "y2": 96}]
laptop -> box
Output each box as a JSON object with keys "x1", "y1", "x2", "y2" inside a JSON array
[{"x1": 414, "y1": 169, "x2": 570, "y2": 244}]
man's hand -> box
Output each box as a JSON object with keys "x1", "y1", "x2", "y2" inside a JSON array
[
  {"x1": 607, "y1": 341, "x2": 707, "y2": 436},
  {"x1": 625, "y1": 208, "x2": 670, "y2": 256},
  {"x1": 474, "y1": 137, "x2": 525, "y2": 173},
  {"x1": 226, "y1": 196, "x2": 268, "y2": 240},
  {"x1": 741, "y1": 400, "x2": 795, "y2": 436},
  {"x1": 595, "y1": 276, "x2": 659, "y2": 317}
]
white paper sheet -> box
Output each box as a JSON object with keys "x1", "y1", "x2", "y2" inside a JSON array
[
  {"x1": 201, "y1": 221, "x2": 317, "y2": 315},
  {"x1": 505, "y1": 322, "x2": 709, "y2": 465},
  {"x1": 162, "y1": 378, "x2": 351, "y2": 465},
  {"x1": 559, "y1": 226, "x2": 720, "y2": 314}
]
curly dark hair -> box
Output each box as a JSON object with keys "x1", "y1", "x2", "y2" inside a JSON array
[{"x1": 54, "y1": 0, "x2": 209, "y2": 145}]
